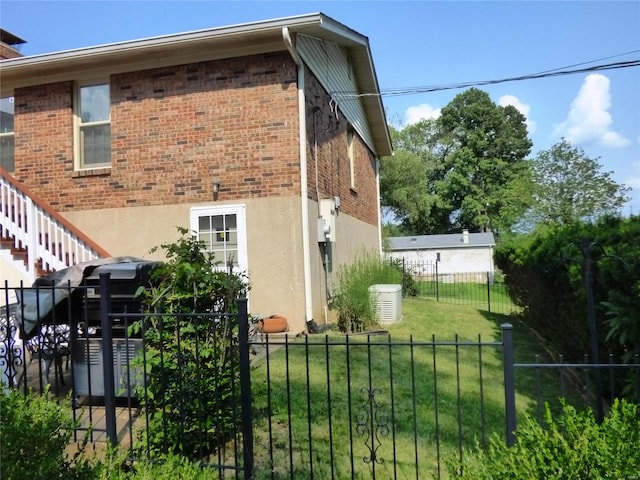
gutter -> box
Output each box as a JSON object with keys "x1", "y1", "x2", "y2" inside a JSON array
[{"x1": 283, "y1": 27, "x2": 314, "y2": 324}]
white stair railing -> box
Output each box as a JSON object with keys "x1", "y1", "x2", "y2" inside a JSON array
[{"x1": 1, "y1": 168, "x2": 110, "y2": 282}]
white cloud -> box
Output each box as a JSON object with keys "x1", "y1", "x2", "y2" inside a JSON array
[
  {"x1": 627, "y1": 160, "x2": 640, "y2": 190},
  {"x1": 404, "y1": 103, "x2": 441, "y2": 125},
  {"x1": 499, "y1": 95, "x2": 536, "y2": 134},
  {"x1": 553, "y1": 74, "x2": 630, "y2": 148}
]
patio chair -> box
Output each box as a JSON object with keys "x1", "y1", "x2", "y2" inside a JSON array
[{"x1": 25, "y1": 325, "x2": 71, "y2": 388}]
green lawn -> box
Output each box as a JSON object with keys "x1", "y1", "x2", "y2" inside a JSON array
[
  {"x1": 414, "y1": 279, "x2": 518, "y2": 315},
  {"x1": 247, "y1": 297, "x2": 556, "y2": 479}
]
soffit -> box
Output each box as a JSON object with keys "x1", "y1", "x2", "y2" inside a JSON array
[{"x1": 1, "y1": 14, "x2": 344, "y2": 91}]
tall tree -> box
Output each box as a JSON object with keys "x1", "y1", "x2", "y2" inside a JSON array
[
  {"x1": 528, "y1": 139, "x2": 630, "y2": 225},
  {"x1": 380, "y1": 120, "x2": 449, "y2": 233},
  {"x1": 380, "y1": 89, "x2": 533, "y2": 235},
  {"x1": 437, "y1": 88, "x2": 533, "y2": 233}
]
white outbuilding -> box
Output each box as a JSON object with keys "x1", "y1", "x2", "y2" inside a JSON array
[{"x1": 386, "y1": 230, "x2": 496, "y2": 281}]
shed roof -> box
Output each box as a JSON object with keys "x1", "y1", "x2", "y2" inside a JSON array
[
  {"x1": 387, "y1": 232, "x2": 496, "y2": 251},
  {"x1": 0, "y1": 12, "x2": 391, "y2": 156}
]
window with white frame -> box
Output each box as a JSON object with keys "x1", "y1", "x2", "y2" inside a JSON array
[
  {"x1": 0, "y1": 96, "x2": 15, "y2": 172},
  {"x1": 347, "y1": 126, "x2": 355, "y2": 189},
  {"x1": 190, "y1": 205, "x2": 248, "y2": 273},
  {"x1": 76, "y1": 83, "x2": 110, "y2": 169}
]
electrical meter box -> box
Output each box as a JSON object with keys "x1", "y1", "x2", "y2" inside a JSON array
[{"x1": 318, "y1": 198, "x2": 337, "y2": 242}]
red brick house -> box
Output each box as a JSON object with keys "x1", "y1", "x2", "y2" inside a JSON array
[{"x1": 0, "y1": 13, "x2": 392, "y2": 333}]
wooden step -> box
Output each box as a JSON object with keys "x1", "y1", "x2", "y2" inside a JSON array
[{"x1": 1, "y1": 236, "x2": 53, "y2": 278}]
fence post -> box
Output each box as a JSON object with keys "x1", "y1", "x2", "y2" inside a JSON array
[
  {"x1": 99, "y1": 273, "x2": 117, "y2": 446},
  {"x1": 502, "y1": 323, "x2": 517, "y2": 447},
  {"x1": 486, "y1": 272, "x2": 491, "y2": 312},
  {"x1": 236, "y1": 298, "x2": 253, "y2": 480},
  {"x1": 435, "y1": 261, "x2": 440, "y2": 302}
]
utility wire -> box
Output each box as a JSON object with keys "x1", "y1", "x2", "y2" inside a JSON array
[
  {"x1": 332, "y1": 56, "x2": 640, "y2": 99},
  {"x1": 527, "y1": 49, "x2": 640, "y2": 75},
  {"x1": 381, "y1": 59, "x2": 640, "y2": 97}
]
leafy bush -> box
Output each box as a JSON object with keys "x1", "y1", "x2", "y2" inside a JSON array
[
  {"x1": 448, "y1": 399, "x2": 640, "y2": 479},
  {"x1": 0, "y1": 388, "x2": 98, "y2": 479},
  {"x1": 390, "y1": 257, "x2": 418, "y2": 297},
  {"x1": 132, "y1": 228, "x2": 249, "y2": 459},
  {"x1": 332, "y1": 251, "x2": 402, "y2": 333},
  {"x1": 98, "y1": 453, "x2": 220, "y2": 479},
  {"x1": 495, "y1": 216, "x2": 640, "y2": 369}
]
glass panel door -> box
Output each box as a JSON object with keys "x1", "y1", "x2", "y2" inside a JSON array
[{"x1": 190, "y1": 205, "x2": 247, "y2": 273}]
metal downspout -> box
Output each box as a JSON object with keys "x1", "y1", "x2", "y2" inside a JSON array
[
  {"x1": 376, "y1": 157, "x2": 382, "y2": 254},
  {"x1": 283, "y1": 27, "x2": 314, "y2": 324}
]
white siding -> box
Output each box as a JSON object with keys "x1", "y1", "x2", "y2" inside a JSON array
[
  {"x1": 388, "y1": 246, "x2": 495, "y2": 276},
  {"x1": 297, "y1": 34, "x2": 375, "y2": 153}
]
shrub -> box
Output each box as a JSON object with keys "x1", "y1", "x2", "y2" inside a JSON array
[
  {"x1": 0, "y1": 388, "x2": 98, "y2": 480},
  {"x1": 98, "y1": 453, "x2": 220, "y2": 479},
  {"x1": 332, "y1": 251, "x2": 402, "y2": 333},
  {"x1": 448, "y1": 399, "x2": 640, "y2": 479},
  {"x1": 132, "y1": 228, "x2": 249, "y2": 459},
  {"x1": 495, "y1": 216, "x2": 640, "y2": 401},
  {"x1": 392, "y1": 258, "x2": 418, "y2": 297}
]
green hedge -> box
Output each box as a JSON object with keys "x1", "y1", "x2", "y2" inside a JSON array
[
  {"x1": 495, "y1": 216, "x2": 640, "y2": 364},
  {"x1": 449, "y1": 399, "x2": 640, "y2": 479}
]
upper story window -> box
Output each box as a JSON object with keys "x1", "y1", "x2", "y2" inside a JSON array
[
  {"x1": 347, "y1": 126, "x2": 355, "y2": 189},
  {"x1": 76, "y1": 83, "x2": 110, "y2": 169},
  {"x1": 0, "y1": 96, "x2": 14, "y2": 172}
]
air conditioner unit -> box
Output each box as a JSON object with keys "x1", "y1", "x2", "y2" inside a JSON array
[{"x1": 368, "y1": 284, "x2": 402, "y2": 324}]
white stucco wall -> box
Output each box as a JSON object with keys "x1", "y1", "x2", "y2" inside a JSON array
[{"x1": 61, "y1": 196, "x2": 379, "y2": 334}]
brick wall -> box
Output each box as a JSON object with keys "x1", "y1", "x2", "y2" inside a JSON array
[
  {"x1": 14, "y1": 82, "x2": 75, "y2": 210},
  {"x1": 304, "y1": 66, "x2": 379, "y2": 227},
  {"x1": 12, "y1": 52, "x2": 301, "y2": 210},
  {"x1": 0, "y1": 43, "x2": 24, "y2": 59}
]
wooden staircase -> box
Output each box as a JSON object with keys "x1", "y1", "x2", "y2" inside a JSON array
[
  {"x1": 1, "y1": 167, "x2": 110, "y2": 284},
  {"x1": 0, "y1": 236, "x2": 54, "y2": 278}
]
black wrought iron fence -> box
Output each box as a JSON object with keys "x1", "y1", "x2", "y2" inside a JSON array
[
  {"x1": 398, "y1": 259, "x2": 517, "y2": 314},
  {"x1": 247, "y1": 330, "x2": 511, "y2": 480},
  {"x1": 514, "y1": 352, "x2": 640, "y2": 424},
  {"x1": 3, "y1": 279, "x2": 640, "y2": 480},
  {"x1": 0, "y1": 277, "x2": 252, "y2": 477}
]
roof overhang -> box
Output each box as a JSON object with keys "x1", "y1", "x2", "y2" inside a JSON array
[
  {"x1": 0, "y1": 12, "x2": 391, "y2": 156},
  {"x1": 390, "y1": 244, "x2": 495, "y2": 251}
]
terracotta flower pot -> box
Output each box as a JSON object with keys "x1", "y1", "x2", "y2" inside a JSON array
[{"x1": 258, "y1": 315, "x2": 288, "y2": 334}]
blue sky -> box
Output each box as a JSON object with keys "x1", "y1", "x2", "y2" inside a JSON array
[{"x1": 2, "y1": 1, "x2": 639, "y2": 214}]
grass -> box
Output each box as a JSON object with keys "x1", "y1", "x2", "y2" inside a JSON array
[
  {"x1": 247, "y1": 297, "x2": 555, "y2": 479},
  {"x1": 414, "y1": 279, "x2": 518, "y2": 315}
]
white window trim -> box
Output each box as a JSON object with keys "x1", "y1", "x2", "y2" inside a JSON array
[
  {"x1": 0, "y1": 96, "x2": 15, "y2": 171},
  {"x1": 347, "y1": 127, "x2": 355, "y2": 189},
  {"x1": 190, "y1": 204, "x2": 248, "y2": 274},
  {"x1": 74, "y1": 81, "x2": 111, "y2": 171}
]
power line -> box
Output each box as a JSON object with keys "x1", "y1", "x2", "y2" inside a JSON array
[
  {"x1": 332, "y1": 56, "x2": 640, "y2": 99},
  {"x1": 382, "y1": 59, "x2": 640, "y2": 97},
  {"x1": 528, "y1": 49, "x2": 640, "y2": 75}
]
